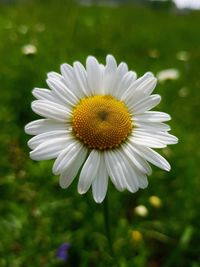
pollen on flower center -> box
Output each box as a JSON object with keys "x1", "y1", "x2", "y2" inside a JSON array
[{"x1": 72, "y1": 95, "x2": 132, "y2": 150}]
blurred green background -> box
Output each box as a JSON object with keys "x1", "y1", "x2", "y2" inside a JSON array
[{"x1": 0, "y1": 0, "x2": 200, "y2": 266}]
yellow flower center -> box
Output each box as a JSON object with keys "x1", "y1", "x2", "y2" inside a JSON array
[{"x1": 72, "y1": 95, "x2": 132, "y2": 150}]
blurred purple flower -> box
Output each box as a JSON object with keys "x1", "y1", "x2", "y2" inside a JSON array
[{"x1": 56, "y1": 243, "x2": 70, "y2": 261}]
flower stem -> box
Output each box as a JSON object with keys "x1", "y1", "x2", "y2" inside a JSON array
[
  {"x1": 103, "y1": 193, "x2": 121, "y2": 267},
  {"x1": 103, "y1": 193, "x2": 114, "y2": 258}
]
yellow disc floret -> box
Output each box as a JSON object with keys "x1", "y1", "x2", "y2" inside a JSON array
[{"x1": 72, "y1": 95, "x2": 132, "y2": 150}]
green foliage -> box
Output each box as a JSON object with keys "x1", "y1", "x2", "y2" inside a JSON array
[{"x1": 0, "y1": 1, "x2": 200, "y2": 266}]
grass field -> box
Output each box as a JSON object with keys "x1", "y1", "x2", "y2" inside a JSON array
[{"x1": 0, "y1": 1, "x2": 200, "y2": 266}]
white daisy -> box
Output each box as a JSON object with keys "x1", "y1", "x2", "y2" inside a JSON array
[
  {"x1": 157, "y1": 68, "x2": 180, "y2": 82},
  {"x1": 25, "y1": 55, "x2": 178, "y2": 203},
  {"x1": 22, "y1": 44, "x2": 37, "y2": 55}
]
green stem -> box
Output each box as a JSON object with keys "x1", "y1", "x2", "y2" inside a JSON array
[
  {"x1": 103, "y1": 194, "x2": 120, "y2": 267},
  {"x1": 103, "y1": 194, "x2": 113, "y2": 257}
]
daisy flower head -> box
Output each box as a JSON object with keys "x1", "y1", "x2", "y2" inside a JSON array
[{"x1": 25, "y1": 55, "x2": 178, "y2": 203}]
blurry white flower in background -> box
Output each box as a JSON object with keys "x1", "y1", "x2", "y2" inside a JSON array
[
  {"x1": 134, "y1": 205, "x2": 148, "y2": 217},
  {"x1": 173, "y1": 0, "x2": 200, "y2": 10},
  {"x1": 157, "y1": 68, "x2": 180, "y2": 82},
  {"x1": 21, "y1": 44, "x2": 37, "y2": 55},
  {"x1": 176, "y1": 51, "x2": 190, "y2": 61}
]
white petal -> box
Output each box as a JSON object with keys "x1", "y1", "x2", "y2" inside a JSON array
[
  {"x1": 130, "y1": 143, "x2": 171, "y2": 171},
  {"x1": 30, "y1": 137, "x2": 71, "y2": 161},
  {"x1": 47, "y1": 78, "x2": 78, "y2": 106},
  {"x1": 46, "y1": 72, "x2": 76, "y2": 103},
  {"x1": 47, "y1": 71, "x2": 77, "y2": 95},
  {"x1": 60, "y1": 63, "x2": 73, "y2": 81},
  {"x1": 59, "y1": 170, "x2": 76, "y2": 189},
  {"x1": 78, "y1": 150, "x2": 101, "y2": 194},
  {"x1": 86, "y1": 56, "x2": 103, "y2": 95},
  {"x1": 60, "y1": 63, "x2": 85, "y2": 98},
  {"x1": 73, "y1": 61, "x2": 91, "y2": 96},
  {"x1": 130, "y1": 135, "x2": 166, "y2": 148},
  {"x1": 53, "y1": 141, "x2": 86, "y2": 175},
  {"x1": 111, "y1": 62, "x2": 127, "y2": 96},
  {"x1": 113, "y1": 149, "x2": 140, "y2": 193},
  {"x1": 115, "y1": 71, "x2": 137, "y2": 99},
  {"x1": 92, "y1": 154, "x2": 108, "y2": 203},
  {"x1": 104, "y1": 150, "x2": 127, "y2": 191},
  {"x1": 122, "y1": 75, "x2": 156, "y2": 104},
  {"x1": 134, "y1": 121, "x2": 171, "y2": 132},
  {"x1": 133, "y1": 75, "x2": 156, "y2": 95},
  {"x1": 128, "y1": 95, "x2": 161, "y2": 114},
  {"x1": 132, "y1": 130, "x2": 178, "y2": 145},
  {"x1": 137, "y1": 76, "x2": 157, "y2": 95},
  {"x1": 47, "y1": 71, "x2": 63, "y2": 80},
  {"x1": 28, "y1": 130, "x2": 68, "y2": 150},
  {"x1": 137, "y1": 175, "x2": 148, "y2": 189},
  {"x1": 113, "y1": 149, "x2": 148, "y2": 192},
  {"x1": 31, "y1": 100, "x2": 71, "y2": 122},
  {"x1": 32, "y1": 88, "x2": 56, "y2": 102},
  {"x1": 116, "y1": 62, "x2": 128, "y2": 77},
  {"x1": 122, "y1": 150, "x2": 149, "y2": 190},
  {"x1": 25, "y1": 119, "x2": 68, "y2": 135},
  {"x1": 133, "y1": 72, "x2": 154, "y2": 88},
  {"x1": 106, "y1": 54, "x2": 117, "y2": 68},
  {"x1": 103, "y1": 55, "x2": 118, "y2": 94},
  {"x1": 122, "y1": 143, "x2": 152, "y2": 175},
  {"x1": 59, "y1": 148, "x2": 87, "y2": 189},
  {"x1": 134, "y1": 111, "x2": 171, "y2": 123}
]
